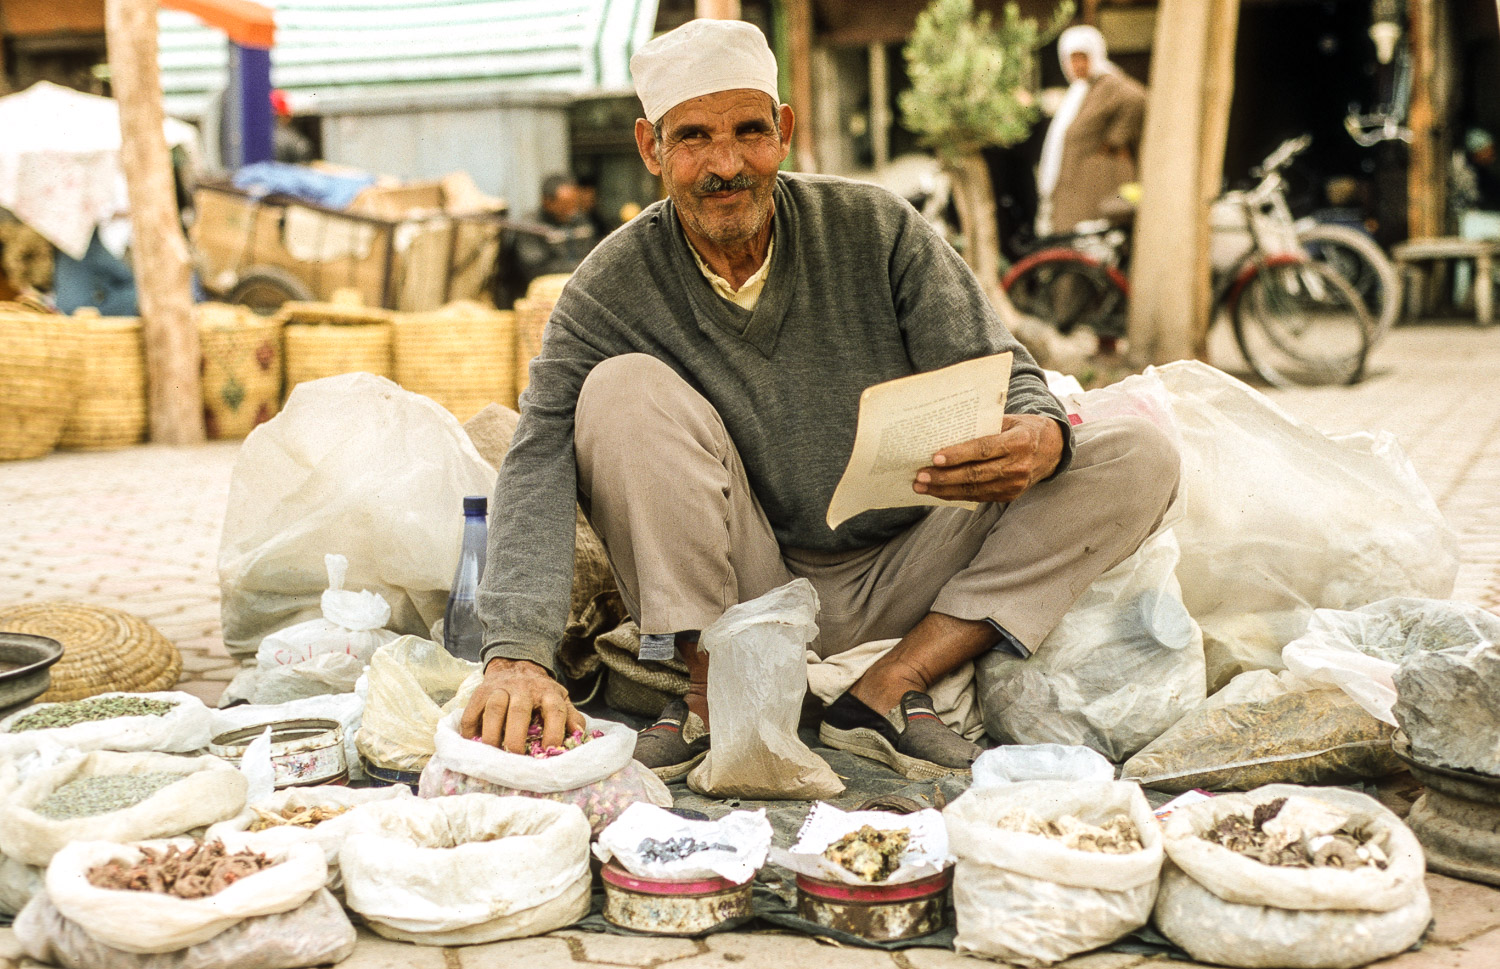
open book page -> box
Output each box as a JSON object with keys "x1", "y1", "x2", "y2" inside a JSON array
[{"x1": 826, "y1": 352, "x2": 1013, "y2": 530}]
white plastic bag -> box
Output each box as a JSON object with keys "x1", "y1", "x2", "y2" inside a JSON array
[
  {"x1": 217, "y1": 372, "x2": 496, "y2": 660},
  {"x1": 205, "y1": 784, "x2": 413, "y2": 890},
  {"x1": 339, "y1": 793, "x2": 592, "y2": 945},
  {"x1": 976, "y1": 529, "x2": 1206, "y2": 760},
  {"x1": 36, "y1": 836, "x2": 326, "y2": 953},
  {"x1": 771, "y1": 803, "x2": 953, "y2": 886},
  {"x1": 0, "y1": 851, "x2": 43, "y2": 917},
  {"x1": 970, "y1": 744, "x2": 1115, "y2": 788},
  {"x1": 945, "y1": 780, "x2": 1164, "y2": 966},
  {"x1": 686, "y1": 579, "x2": 843, "y2": 799},
  {"x1": 594, "y1": 803, "x2": 771, "y2": 884},
  {"x1": 0, "y1": 691, "x2": 213, "y2": 760},
  {"x1": 1150, "y1": 361, "x2": 1459, "y2": 690},
  {"x1": 0, "y1": 751, "x2": 248, "y2": 867},
  {"x1": 256, "y1": 553, "x2": 399, "y2": 669},
  {"x1": 419, "y1": 708, "x2": 672, "y2": 834},
  {"x1": 15, "y1": 886, "x2": 356, "y2": 969},
  {"x1": 1153, "y1": 784, "x2": 1431, "y2": 969},
  {"x1": 355, "y1": 635, "x2": 478, "y2": 772},
  {"x1": 210, "y1": 692, "x2": 366, "y2": 783}
]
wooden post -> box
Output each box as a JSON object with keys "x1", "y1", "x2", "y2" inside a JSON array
[
  {"x1": 1407, "y1": 0, "x2": 1438, "y2": 240},
  {"x1": 105, "y1": 0, "x2": 204, "y2": 444},
  {"x1": 1127, "y1": 0, "x2": 1240, "y2": 365},
  {"x1": 785, "y1": 0, "x2": 817, "y2": 173},
  {"x1": 695, "y1": 0, "x2": 741, "y2": 19}
]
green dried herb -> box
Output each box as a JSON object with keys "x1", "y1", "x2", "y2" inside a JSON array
[
  {"x1": 34, "y1": 772, "x2": 188, "y2": 820},
  {"x1": 9, "y1": 696, "x2": 176, "y2": 733}
]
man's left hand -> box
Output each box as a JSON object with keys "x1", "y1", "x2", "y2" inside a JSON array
[{"x1": 913, "y1": 414, "x2": 1064, "y2": 504}]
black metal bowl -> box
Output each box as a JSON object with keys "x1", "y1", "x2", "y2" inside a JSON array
[{"x1": 0, "y1": 632, "x2": 65, "y2": 717}]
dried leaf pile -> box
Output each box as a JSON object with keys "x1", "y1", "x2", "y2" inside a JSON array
[
  {"x1": 87, "y1": 841, "x2": 279, "y2": 898},
  {"x1": 823, "y1": 826, "x2": 910, "y2": 882},
  {"x1": 995, "y1": 810, "x2": 1145, "y2": 854},
  {"x1": 1203, "y1": 797, "x2": 1388, "y2": 869},
  {"x1": 247, "y1": 804, "x2": 351, "y2": 831}
]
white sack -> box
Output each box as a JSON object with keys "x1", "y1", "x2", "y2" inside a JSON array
[
  {"x1": 217, "y1": 373, "x2": 495, "y2": 659},
  {"x1": 945, "y1": 780, "x2": 1163, "y2": 966},
  {"x1": 1153, "y1": 784, "x2": 1430, "y2": 969},
  {"x1": 15, "y1": 886, "x2": 355, "y2": 969},
  {"x1": 41, "y1": 836, "x2": 326, "y2": 953},
  {"x1": 1146, "y1": 361, "x2": 1458, "y2": 690},
  {"x1": 976, "y1": 529, "x2": 1206, "y2": 760},
  {"x1": 686, "y1": 579, "x2": 843, "y2": 799},
  {"x1": 339, "y1": 793, "x2": 592, "y2": 945},
  {"x1": 0, "y1": 851, "x2": 43, "y2": 917},
  {"x1": 970, "y1": 744, "x2": 1115, "y2": 787},
  {"x1": 594, "y1": 803, "x2": 771, "y2": 884},
  {"x1": 355, "y1": 635, "x2": 478, "y2": 772},
  {"x1": 256, "y1": 553, "x2": 398, "y2": 669},
  {"x1": 430, "y1": 708, "x2": 632, "y2": 793},
  {"x1": 0, "y1": 692, "x2": 212, "y2": 759},
  {"x1": 0, "y1": 751, "x2": 248, "y2": 867}
]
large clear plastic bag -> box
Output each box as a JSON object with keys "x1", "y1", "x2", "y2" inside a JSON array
[
  {"x1": 686, "y1": 579, "x2": 843, "y2": 799},
  {"x1": 945, "y1": 780, "x2": 1164, "y2": 966},
  {"x1": 255, "y1": 553, "x2": 399, "y2": 669},
  {"x1": 976, "y1": 529, "x2": 1206, "y2": 761},
  {"x1": 16, "y1": 885, "x2": 355, "y2": 969},
  {"x1": 338, "y1": 793, "x2": 592, "y2": 945},
  {"x1": 1120, "y1": 670, "x2": 1401, "y2": 794},
  {"x1": 1070, "y1": 362, "x2": 1458, "y2": 691},
  {"x1": 418, "y1": 709, "x2": 672, "y2": 835},
  {"x1": 217, "y1": 373, "x2": 495, "y2": 660},
  {"x1": 354, "y1": 635, "x2": 478, "y2": 773},
  {"x1": 1153, "y1": 784, "x2": 1431, "y2": 969}
]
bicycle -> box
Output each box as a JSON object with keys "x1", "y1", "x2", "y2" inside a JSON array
[{"x1": 1003, "y1": 144, "x2": 1377, "y2": 387}]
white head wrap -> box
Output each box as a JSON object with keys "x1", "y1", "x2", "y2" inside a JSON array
[
  {"x1": 1057, "y1": 25, "x2": 1111, "y2": 80},
  {"x1": 630, "y1": 19, "x2": 780, "y2": 124},
  {"x1": 1037, "y1": 25, "x2": 1116, "y2": 220}
]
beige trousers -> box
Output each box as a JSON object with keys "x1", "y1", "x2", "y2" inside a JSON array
[{"x1": 575, "y1": 354, "x2": 1180, "y2": 658}]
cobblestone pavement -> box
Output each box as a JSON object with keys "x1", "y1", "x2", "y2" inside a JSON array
[{"x1": 2, "y1": 323, "x2": 1499, "y2": 968}]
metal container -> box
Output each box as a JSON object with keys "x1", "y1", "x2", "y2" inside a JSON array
[
  {"x1": 0, "y1": 633, "x2": 64, "y2": 716},
  {"x1": 795, "y1": 868, "x2": 951, "y2": 941},
  {"x1": 1393, "y1": 730, "x2": 1500, "y2": 886},
  {"x1": 210, "y1": 718, "x2": 348, "y2": 788},
  {"x1": 601, "y1": 861, "x2": 753, "y2": 935},
  {"x1": 359, "y1": 755, "x2": 424, "y2": 792}
]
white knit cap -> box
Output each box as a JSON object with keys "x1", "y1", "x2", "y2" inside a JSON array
[{"x1": 630, "y1": 19, "x2": 780, "y2": 124}]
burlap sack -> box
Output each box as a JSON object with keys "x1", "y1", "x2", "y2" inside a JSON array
[{"x1": 462, "y1": 405, "x2": 627, "y2": 683}]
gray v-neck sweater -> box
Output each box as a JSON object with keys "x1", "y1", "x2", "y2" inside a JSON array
[{"x1": 478, "y1": 172, "x2": 1071, "y2": 673}]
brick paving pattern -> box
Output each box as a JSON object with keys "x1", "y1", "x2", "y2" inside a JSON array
[{"x1": 2, "y1": 323, "x2": 1499, "y2": 968}]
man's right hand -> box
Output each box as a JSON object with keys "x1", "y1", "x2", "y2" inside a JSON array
[{"x1": 459, "y1": 657, "x2": 585, "y2": 754}]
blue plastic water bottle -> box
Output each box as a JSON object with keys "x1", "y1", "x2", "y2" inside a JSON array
[{"x1": 443, "y1": 495, "x2": 488, "y2": 662}]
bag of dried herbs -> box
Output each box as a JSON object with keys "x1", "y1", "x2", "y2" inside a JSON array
[
  {"x1": 204, "y1": 783, "x2": 415, "y2": 892},
  {"x1": 1153, "y1": 784, "x2": 1430, "y2": 968},
  {"x1": 0, "y1": 750, "x2": 247, "y2": 868},
  {"x1": 417, "y1": 708, "x2": 672, "y2": 836},
  {"x1": 0, "y1": 691, "x2": 213, "y2": 759},
  {"x1": 338, "y1": 793, "x2": 592, "y2": 945},
  {"x1": 14, "y1": 836, "x2": 354, "y2": 969},
  {"x1": 944, "y1": 780, "x2": 1164, "y2": 967}
]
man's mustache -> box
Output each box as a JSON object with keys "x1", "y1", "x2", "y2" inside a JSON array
[{"x1": 696, "y1": 173, "x2": 757, "y2": 194}]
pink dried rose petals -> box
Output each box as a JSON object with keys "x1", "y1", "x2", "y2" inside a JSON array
[{"x1": 469, "y1": 718, "x2": 605, "y2": 758}]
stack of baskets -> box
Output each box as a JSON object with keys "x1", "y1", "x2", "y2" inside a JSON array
[
  {"x1": 198, "y1": 302, "x2": 284, "y2": 439},
  {"x1": 512, "y1": 273, "x2": 570, "y2": 401},
  {"x1": 0, "y1": 601, "x2": 181, "y2": 702},
  {"x1": 57, "y1": 310, "x2": 149, "y2": 451},
  {"x1": 392, "y1": 300, "x2": 516, "y2": 421},
  {"x1": 279, "y1": 290, "x2": 393, "y2": 399},
  {"x1": 0, "y1": 305, "x2": 83, "y2": 461}
]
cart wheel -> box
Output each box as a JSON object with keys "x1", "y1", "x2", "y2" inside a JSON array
[{"x1": 228, "y1": 267, "x2": 314, "y2": 315}]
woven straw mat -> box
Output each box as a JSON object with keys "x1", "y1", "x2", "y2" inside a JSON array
[{"x1": 0, "y1": 601, "x2": 182, "y2": 702}]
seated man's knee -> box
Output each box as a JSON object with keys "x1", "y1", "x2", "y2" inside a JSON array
[
  {"x1": 1092, "y1": 415, "x2": 1181, "y2": 504},
  {"x1": 577, "y1": 353, "x2": 689, "y2": 435}
]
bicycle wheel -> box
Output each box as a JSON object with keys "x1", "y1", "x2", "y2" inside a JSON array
[
  {"x1": 228, "y1": 266, "x2": 314, "y2": 316},
  {"x1": 1003, "y1": 251, "x2": 1128, "y2": 339},
  {"x1": 1230, "y1": 256, "x2": 1374, "y2": 387},
  {"x1": 1298, "y1": 223, "x2": 1401, "y2": 344}
]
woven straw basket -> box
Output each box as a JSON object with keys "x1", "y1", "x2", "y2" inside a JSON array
[
  {"x1": 279, "y1": 297, "x2": 393, "y2": 397},
  {"x1": 393, "y1": 303, "x2": 516, "y2": 420},
  {"x1": 0, "y1": 311, "x2": 83, "y2": 461},
  {"x1": 57, "y1": 311, "x2": 147, "y2": 451},
  {"x1": 513, "y1": 273, "x2": 569, "y2": 401},
  {"x1": 199, "y1": 303, "x2": 284, "y2": 440},
  {"x1": 0, "y1": 601, "x2": 181, "y2": 702}
]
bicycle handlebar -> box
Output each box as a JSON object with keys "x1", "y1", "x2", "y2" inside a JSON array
[{"x1": 1251, "y1": 134, "x2": 1313, "y2": 179}]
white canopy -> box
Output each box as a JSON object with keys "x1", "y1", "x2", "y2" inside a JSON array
[{"x1": 0, "y1": 81, "x2": 199, "y2": 259}]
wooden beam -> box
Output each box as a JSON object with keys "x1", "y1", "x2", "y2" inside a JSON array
[
  {"x1": 1407, "y1": 0, "x2": 1440, "y2": 239},
  {"x1": 1127, "y1": 0, "x2": 1240, "y2": 364},
  {"x1": 786, "y1": 0, "x2": 817, "y2": 172},
  {"x1": 105, "y1": 0, "x2": 204, "y2": 444}
]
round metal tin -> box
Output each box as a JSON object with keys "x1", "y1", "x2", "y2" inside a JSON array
[
  {"x1": 210, "y1": 717, "x2": 347, "y2": 788},
  {"x1": 601, "y1": 861, "x2": 753, "y2": 935},
  {"x1": 795, "y1": 868, "x2": 952, "y2": 941}
]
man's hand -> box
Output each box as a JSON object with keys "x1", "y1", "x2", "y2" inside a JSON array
[
  {"x1": 913, "y1": 413, "x2": 1064, "y2": 505},
  {"x1": 459, "y1": 657, "x2": 585, "y2": 753}
]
